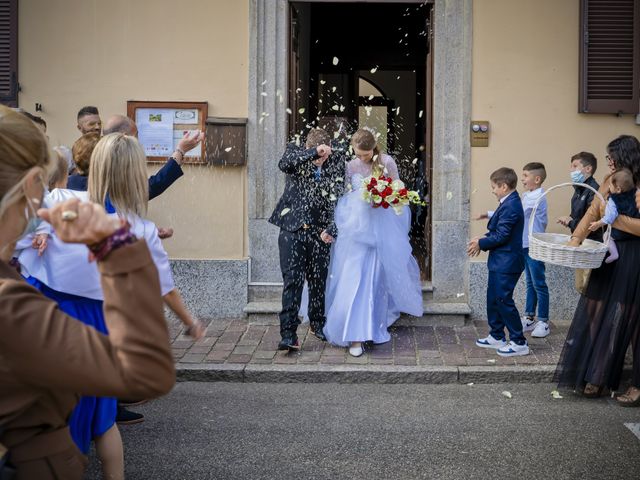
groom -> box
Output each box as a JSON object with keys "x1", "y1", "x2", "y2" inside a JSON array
[{"x1": 269, "y1": 128, "x2": 347, "y2": 351}]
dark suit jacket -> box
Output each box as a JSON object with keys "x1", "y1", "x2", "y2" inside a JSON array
[
  {"x1": 268, "y1": 143, "x2": 347, "y2": 236},
  {"x1": 478, "y1": 191, "x2": 525, "y2": 274},
  {"x1": 66, "y1": 158, "x2": 183, "y2": 200},
  {"x1": 569, "y1": 175, "x2": 600, "y2": 233}
]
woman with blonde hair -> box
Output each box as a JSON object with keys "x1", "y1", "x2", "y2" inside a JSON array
[
  {"x1": 322, "y1": 128, "x2": 423, "y2": 357},
  {"x1": 0, "y1": 109, "x2": 174, "y2": 479},
  {"x1": 17, "y1": 133, "x2": 202, "y2": 479}
]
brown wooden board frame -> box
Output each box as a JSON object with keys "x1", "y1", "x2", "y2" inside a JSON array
[{"x1": 126, "y1": 100, "x2": 208, "y2": 163}]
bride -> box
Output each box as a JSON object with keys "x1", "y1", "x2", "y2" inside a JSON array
[{"x1": 323, "y1": 128, "x2": 423, "y2": 357}]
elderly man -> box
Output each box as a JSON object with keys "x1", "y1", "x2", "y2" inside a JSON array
[{"x1": 103, "y1": 114, "x2": 201, "y2": 200}]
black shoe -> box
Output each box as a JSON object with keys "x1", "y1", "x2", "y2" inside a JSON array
[
  {"x1": 116, "y1": 407, "x2": 144, "y2": 425},
  {"x1": 118, "y1": 398, "x2": 148, "y2": 407},
  {"x1": 309, "y1": 326, "x2": 327, "y2": 342},
  {"x1": 278, "y1": 337, "x2": 300, "y2": 351}
]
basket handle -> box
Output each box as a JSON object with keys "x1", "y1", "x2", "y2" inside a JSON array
[{"x1": 528, "y1": 182, "x2": 611, "y2": 248}]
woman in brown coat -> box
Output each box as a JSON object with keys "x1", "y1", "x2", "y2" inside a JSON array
[
  {"x1": 556, "y1": 135, "x2": 640, "y2": 406},
  {"x1": 0, "y1": 107, "x2": 175, "y2": 478}
]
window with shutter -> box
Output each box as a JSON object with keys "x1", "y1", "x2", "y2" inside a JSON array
[
  {"x1": 579, "y1": 0, "x2": 640, "y2": 114},
  {"x1": 0, "y1": 0, "x2": 17, "y2": 108}
]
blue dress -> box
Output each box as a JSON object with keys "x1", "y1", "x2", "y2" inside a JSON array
[
  {"x1": 323, "y1": 162, "x2": 423, "y2": 347},
  {"x1": 26, "y1": 276, "x2": 116, "y2": 454}
]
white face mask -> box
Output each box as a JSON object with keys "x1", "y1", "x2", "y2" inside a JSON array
[{"x1": 570, "y1": 169, "x2": 585, "y2": 184}]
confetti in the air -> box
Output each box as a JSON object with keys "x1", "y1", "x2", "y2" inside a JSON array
[
  {"x1": 286, "y1": 108, "x2": 292, "y2": 114},
  {"x1": 370, "y1": 66, "x2": 378, "y2": 74},
  {"x1": 501, "y1": 391, "x2": 512, "y2": 399},
  {"x1": 224, "y1": 147, "x2": 232, "y2": 152},
  {"x1": 280, "y1": 208, "x2": 291, "y2": 216},
  {"x1": 260, "y1": 92, "x2": 267, "y2": 97},
  {"x1": 332, "y1": 56, "x2": 339, "y2": 65},
  {"x1": 298, "y1": 108, "x2": 305, "y2": 114}
]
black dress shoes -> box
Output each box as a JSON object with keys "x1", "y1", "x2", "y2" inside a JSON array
[
  {"x1": 278, "y1": 337, "x2": 300, "y2": 351},
  {"x1": 309, "y1": 325, "x2": 327, "y2": 342}
]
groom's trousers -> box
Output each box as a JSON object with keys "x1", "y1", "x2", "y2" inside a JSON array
[{"x1": 278, "y1": 227, "x2": 331, "y2": 340}]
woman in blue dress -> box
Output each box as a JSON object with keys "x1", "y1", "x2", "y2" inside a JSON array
[{"x1": 323, "y1": 128, "x2": 423, "y2": 357}]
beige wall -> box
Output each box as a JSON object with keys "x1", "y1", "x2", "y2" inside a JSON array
[
  {"x1": 471, "y1": 0, "x2": 640, "y2": 259},
  {"x1": 19, "y1": 0, "x2": 249, "y2": 259}
]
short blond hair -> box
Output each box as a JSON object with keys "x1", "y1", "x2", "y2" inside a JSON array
[
  {"x1": 88, "y1": 133, "x2": 148, "y2": 217},
  {"x1": 0, "y1": 105, "x2": 50, "y2": 222}
]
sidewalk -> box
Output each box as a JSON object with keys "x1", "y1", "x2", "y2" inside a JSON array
[{"x1": 169, "y1": 317, "x2": 571, "y2": 384}]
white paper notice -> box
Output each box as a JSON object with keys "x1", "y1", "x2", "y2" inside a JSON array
[
  {"x1": 136, "y1": 109, "x2": 174, "y2": 156},
  {"x1": 173, "y1": 130, "x2": 202, "y2": 158},
  {"x1": 174, "y1": 109, "x2": 199, "y2": 125}
]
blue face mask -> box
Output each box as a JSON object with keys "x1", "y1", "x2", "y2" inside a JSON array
[{"x1": 570, "y1": 170, "x2": 585, "y2": 184}]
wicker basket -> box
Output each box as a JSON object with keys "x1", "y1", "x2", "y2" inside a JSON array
[{"x1": 528, "y1": 182, "x2": 611, "y2": 269}]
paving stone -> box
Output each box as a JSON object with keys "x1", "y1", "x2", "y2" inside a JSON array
[
  {"x1": 226, "y1": 354, "x2": 252, "y2": 364},
  {"x1": 369, "y1": 358, "x2": 394, "y2": 365},
  {"x1": 345, "y1": 354, "x2": 369, "y2": 365},
  {"x1": 212, "y1": 343, "x2": 236, "y2": 352},
  {"x1": 194, "y1": 337, "x2": 217, "y2": 347},
  {"x1": 418, "y1": 357, "x2": 445, "y2": 366},
  {"x1": 320, "y1": 355, "x2": 345, "y2": 364},
  {"x1": 206, "y1": 350, "x2": 230, "y2": 362},
  {"x1": 232, "y1": 345, "x2": 257, "y2": 355},
  {"x1": 395, "y1": 357, "x2": 417, "y2": 366},
  {"x1": 172, "y1": 340, "x2": 195, "y2": 349},
  {"x1": 298, "y1": 352, "x2": 322, "y2": 363},
  {"x1": 181, "y1": 353, "x2": 206, "y2": 363},
  {"x1": 273, "y1": 352, "x2": 298, "y2": 364},
  {"x1": 418, "y1": 349, "x2": 441, "y2": 358},
  {"x1": 172, "y1": 349, "x2": 187, "y2": 360},
  {"x1": 249, "y1": 357, "x2": 273, "y2": 364},
  {"x1": 440, "y1": 344, "x2": 464, "y2": 354},
  {"x1": 187, "y1": 346, "x2": 214, "y2": 355},
  {"x1": 218, "y1": 331, "x2": 243, "y2": 344},
  {"x1": 253, "y1": 350, "x2": 276, "y2": 360}
]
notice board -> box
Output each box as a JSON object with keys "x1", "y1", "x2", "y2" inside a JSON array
[{"x1": 126, "y1": 101, "x2": 208, "y2": 164}]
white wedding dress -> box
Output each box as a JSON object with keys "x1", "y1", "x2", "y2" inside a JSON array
[{"x1": 322, "y1": 155, "x2": 423, "y2": 347}]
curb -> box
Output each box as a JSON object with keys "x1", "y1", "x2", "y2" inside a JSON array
[{"x1": 175, "y1": 363, "x2": 562, "y2": 384}]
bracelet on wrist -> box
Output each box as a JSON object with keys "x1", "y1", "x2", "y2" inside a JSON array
[{"x1": 88, "y1": 222, "x2": 137, "y2": 262}]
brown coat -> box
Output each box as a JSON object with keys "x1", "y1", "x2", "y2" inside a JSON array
[
  {"x1": 571, "y1": 174, "x2": 640, "y2": 242},
  {"x1": 0, "y1": 240, "x2": 175, "y2": 479}
]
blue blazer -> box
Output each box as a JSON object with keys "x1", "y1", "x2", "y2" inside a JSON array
[
  {"x1": 66, "y1": 158, "x2": 183, "y2": 200},
  {"x1": 478, "y1": 191, "x2": 525, "y2": 274}
]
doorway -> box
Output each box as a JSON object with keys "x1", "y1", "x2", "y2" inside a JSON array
[{"x1": 288, "y1": 1, "x2": 433, "y2": 280}]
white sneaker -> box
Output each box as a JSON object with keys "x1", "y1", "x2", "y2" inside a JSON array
[
  {"x1": 532, "y1": 321, "x2": 550, "y2": 338},
  {"x1": 521, "y1": 316, "x2": 536, "y2": 332},
  {"x1": 497, "y1": 341, "x2": 530, "y2": 357},
  {"x1": 348, "y1": 345, "x2": 364, "y2": 357},
  {"x1": 475, "y1": 336, "x2": 508, "y2": 349}
]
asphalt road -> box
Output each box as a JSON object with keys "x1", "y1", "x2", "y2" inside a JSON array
[{"x1": 86, "y1": 382, "x2": 640, "y2": 480}]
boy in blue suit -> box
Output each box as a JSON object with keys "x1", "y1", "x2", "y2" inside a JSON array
[{"x1": 469, "y1": 167, "x2": 529, "y2": 357}]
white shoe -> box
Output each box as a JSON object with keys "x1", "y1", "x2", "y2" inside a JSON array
[
  {"x1": 521, "y1": 316, "x2": 536, "y2": 332},
  {"x1": 497, "y1": 341, "x2": 529, "y2": 357},
  {"x1": 475, "y1": 335, "x2": 508, "y2": 349},
  {"x1": 532, "y1": 321, "x2": 550, "y2": 338},
  {"x1": 348, "y1": 345, "x2": 364, "y2": 357}
]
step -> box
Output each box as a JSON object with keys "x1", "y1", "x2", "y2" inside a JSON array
[{"x1": 243, "y1": 300, "x2": 470, "y2": 327}]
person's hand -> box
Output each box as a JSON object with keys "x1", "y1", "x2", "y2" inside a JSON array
[
  {"x1": 185, "y1": 320, "x2": 205, "y2": 340},
  {"x1": 567, "y1": 236, "x2": 581, "y2": 247},
  {"x1": 557, "y1": 216, "x2": 572, "y2": 227},
  {"x1": 473, "y1": 213, "x2": 488, "y2": 221},
  {"x1": 175, "y1": 130, "x2": 205, "y2": 164},
  {"x1": 38, "y1": 199, "x2": 120, "y2": 246},
  {"x1": 467, "y1": 237, "x2": 481, "y2": 257},
  {"x1": 158, "y1": 227, "x2": 174, "y2": 240},
  {"x1": 588, "y1": 220, "x2": 603, "y2": 232},
  {"x1": 320, "y1": 230, "x2": 334, "y2": 244},
  {"x1": 32, "y1": 233, "x2": 48, "y2": 256},
  {"x1": 316, "y1": 144, "x2": 332, "y2": 158}
]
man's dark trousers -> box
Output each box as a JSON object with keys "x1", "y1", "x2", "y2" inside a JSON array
[
  {"x1": 487, "y1": 270, "x2": 526, "y2": 345},
  {"x1": 278, "y1": 227, "x2": 330, "y2": 340}
]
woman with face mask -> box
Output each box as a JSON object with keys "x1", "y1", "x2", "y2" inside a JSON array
[{"x1": 0, "y1": 105, "x2": 174, "y2": 479}]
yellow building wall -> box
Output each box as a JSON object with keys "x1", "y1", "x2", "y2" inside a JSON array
[
  {"x1": 18, "y1": 0, "x2": 249, "y2": 259},
  {"x1": 471, "y1": 0, "x2": 640, "y2": 258}
]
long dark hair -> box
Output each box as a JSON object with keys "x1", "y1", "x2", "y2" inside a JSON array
[{"x1": 607, "y1": 135, "x2": 640, "y2": 185}]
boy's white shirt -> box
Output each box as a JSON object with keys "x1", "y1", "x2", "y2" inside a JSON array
[{"x1": 522, "y1": 187, "x2": 547, "y2": 248}]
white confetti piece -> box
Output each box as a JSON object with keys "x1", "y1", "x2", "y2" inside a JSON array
[
  {"x1": 396, "y1": 107, "x2": 401, "y2": 115},
  {"x1": 419, "y1": 110, "x2": 423, "y2": 118},
  {"x1": 331, "y1": 105, "x2": 340, "y2": 111},
  {"x1": 412, "y1": 158, "x2": 418, "y2": 165},
  {"x1": 368, "y1": 95, "x2": 374, "y2": 100},
  {"x1": 467, "y1": 382, "x2": 474, "y2": 386},
  {"x1": 320, "y1": 80, "x2": 326, "y2": 85},
  {"x1": 296, "y1": 88, "x2": 302, "y2": 93},
  {"x1": 551, "y1": 390, "x2": 563, "y2": 399},
  {"x1": 329, "y1": 194, "x2": 337, "y2": 201},
  {"x1": 501, "y1": 391, "x2": 512, "y2": 399},
  {"x1": 339, "y1": 105, "x2": 345, "y2": 112},
  {"x1": 286, "y1": 108, "x2": 292, "y2": 114},
  {"x1": 321, "y1": 190, "x2": 328, "y2": 197},
  {"x1": 446, "y1": 191, "x2": 453, "y2": 200},
  {"x1": 397, "y1": 75, "x2": 401, "y2": 80},
  {"x1": 332, "y1": 56, "x2": 339, "y2": 65},
  {"x1": 298, "y1": 108, "x2": 305, "y2": 114},
  {"x1": 331, "y1": 86, "x2": 337, "y2": 93},
  {"x1": 260, "y1": 92, "x2": 268, "y2": 97},
  {"x1": 280, "y1": 208, "x2": 291, "y2": 216},
  {"x1": 456, "y1": 293, "x2": 465, "y2": 298},
  {"x1": 472, "y1": 189, "x2": 478, "y2": 194},
  {"x1": 370, "y1": 66, "x2": 378, "y2": 73},
  {"x1": 487, "y1": 359, "x2": 496, "y2": 364},
  {"x1": 261, "y1": 80, "x2": 267, "y2": 85},
  {"x1": 224, "y1": 147, "x2": 232, "y2": 152}
]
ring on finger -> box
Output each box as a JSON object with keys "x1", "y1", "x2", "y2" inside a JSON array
[{"x1": 61, "y1": 210, "x2": 78, "y2": 222}]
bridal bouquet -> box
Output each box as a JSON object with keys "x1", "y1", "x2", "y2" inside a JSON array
[{"x1": 361, "y1": 174, "x2": 425, "y2": 215}]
